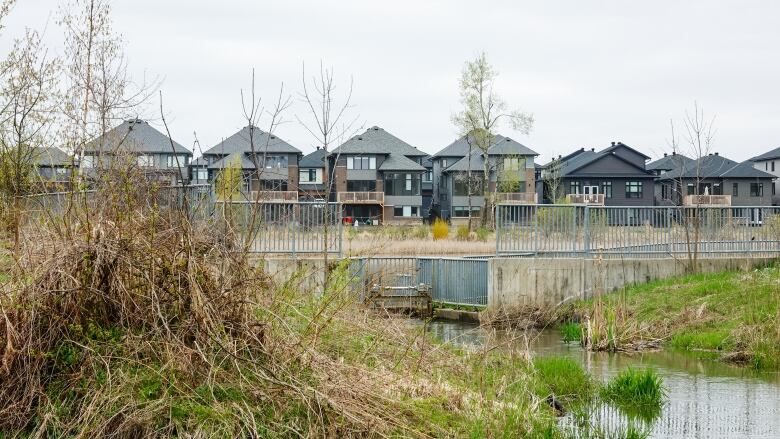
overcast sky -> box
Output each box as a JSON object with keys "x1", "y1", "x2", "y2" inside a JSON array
[{"x1": 6, "y1": 1, "x2": 780, "y2": 162}]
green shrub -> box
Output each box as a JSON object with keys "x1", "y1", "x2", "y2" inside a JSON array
[
  {"x1": 432, "y1": 219, "x2": 449, "y2": 240},
  {"x1": 475, "y1": 227, "x2": 490, "y2": 242},
  {"x1": 456, "y1": 225, "x2": 470, "y2": 241}
]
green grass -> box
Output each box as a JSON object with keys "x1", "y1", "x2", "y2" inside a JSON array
[
  {"x1": 559, "y1": 322, "x2": 582, "y2": 343},
  {"x1": 571, "y1": 264, "x2": 780, "y2": 369},
  {"x1": 601, "y1": 368, "x2": 666, "y2": 422},
  {"x1": 533, "y1": 356, "x2": 595, "y2": 405}
]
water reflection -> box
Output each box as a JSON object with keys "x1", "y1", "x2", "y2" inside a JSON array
[{"x1": 423, "y1": 319, "x2": 780, "y2": 439}]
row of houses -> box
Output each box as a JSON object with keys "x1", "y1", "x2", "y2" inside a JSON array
[{"x1": 29, "y1": 118, "x2": 780, "y2": 224}]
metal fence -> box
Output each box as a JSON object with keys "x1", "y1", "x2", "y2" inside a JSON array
[
  {"x1": 496, "y1": 204, "x2": 780, "y2": 258},
  {"x1": 215, "y1": 200, "x2": 343, "y2": 255},
  {"x1": 349, "y1": 257, "x2": 488, "y2": 306}
]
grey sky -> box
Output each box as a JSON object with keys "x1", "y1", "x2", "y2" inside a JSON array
[{"x1": 7, "y1": 1, "x2": 780, "y2": 163}]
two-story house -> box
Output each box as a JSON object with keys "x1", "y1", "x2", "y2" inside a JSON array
[
  {"x1": 328, "y1": 126, "x2": 427, "y2": 225},
  {"x1": 657, "y1": 153, "x2": 775, "y2": 208},
  {"x1": 750, "y1": 147, "x2": 780, "y2": 205},
  {"x1": 438, "y1": 135, "x2": 538, "y2": 222},
  {"x1": 298, "y1": 147, "x2": 328, "y2": 201},
  {"x1": 191, "y1": 126, "x2": 302, "y2": 202},
  {"x1": 81, "y1": 119, "x2": 192, "y2": 185},
  {"x1": 537, "y1": 142, "x2": 655, "y2": 206}
]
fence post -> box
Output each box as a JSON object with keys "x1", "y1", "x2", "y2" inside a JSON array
[
  {"x1": 292, "y1": 204, "x2": 297, "y2": 259},
  {"x1": 583, "y1": 206, "x2": 591, "y2": 256},
  {"x1": 495, "y1": 204, "x2": 501, "y2": 255},
  {"x1": 337, "y1": 203, "x2": 343, "y2": 257}
]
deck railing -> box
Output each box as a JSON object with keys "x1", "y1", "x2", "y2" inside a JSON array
[{"x1": 337, "y1": 191, "x2": 384, "y2": 204}]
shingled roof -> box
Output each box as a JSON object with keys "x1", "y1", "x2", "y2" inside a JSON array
[
  {"x1": 299, "y1": 148, "x2": 328, "y2": 168},
  {"x1": 330, "y1": 126, "x2": 426, "y2": 157},
  {"x1": 33, "y1": 147, "x2": 71, "y2": 167},
  {"x1": 378, "y1": 153, "x2": 426, "y2": 172},
  {"x1": 203, "y1": 126, "x2": 301, "y2": 156},
  {"x1": 433, "y1": 134, "x2": 538, "y2": 159},
  {"x1": 750, "y1": 146, "x2": 780, "y2": 162},
  {"x1": 84, "y1": 119, "x2": 191, "y2": 155},
  {"x1": 646, "y1": 153, "x2": 693, "y2": 172},
  {"x1": 659, "y1": 154, "x2": 775, "y2": 180}
]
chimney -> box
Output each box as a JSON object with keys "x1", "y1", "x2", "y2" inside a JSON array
[
  {"x1": 611, "y1": 141, "x2": 616, "y2": 146},
  {"x1": 591, "y1": 148, "x2": 595, "y2": 152},
  {"x1": 672, "y1": 152, "x2": 676, "y2": 156},
  {"x1": 714, "y1": 152, "x2": 719, "y2": 156},
  {"x1": 580, "y1": 147, "x2": 584, "y2": 151},
  {"x1": 663, "y1": 153, "x2": 667, "y2": 157},
  {"x1": 558, "y1": 155, "x2": 562, "y2": 159},
  {"x1": 316, "y1": 146, "x2": 320, "y2": 150}
]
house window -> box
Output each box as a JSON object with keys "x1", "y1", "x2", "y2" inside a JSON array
[
  {"x1": 750, "y1": 183, "x2": 763, "y2": 197},
  {"x1": 166, "y1": 155, "x2": 189, "y2": 168},
  {"x1": 452, "y1": 174, "x2": 483, "y2": 196},
  {"x1": 346, "y1": 180, "x2": 376, "y2": 192},
  {"x1": 423, "y1": 170, "x2": 433, "y2": 182},
  {"x1": 601, "y1": 181, "x2": 612, "y2": 198},
  {"x1": 686, "y1": 184, "x2": 695, "y2": 195},
  {"x1": 55, "y1": 167, "x2": 68, "y2": 175},
  {"x1": 625, "y1": 181, "x2": 643, "y2": 198},
  {"x1": 259, "y1": 155, "x2": 287, "y2": 169},
  {"x1": 137, "y1": 155, "x2": 154, "y2": 168},
  {"x1": 732, "y1": 183, "x2": 739, "y2": 197},
  {"x1": 81, "y1": 155, "x2": 94, "y2": 169},
  {"x1": 194, "y1": 168, "x2": 208, "y2": 181},
  {"x1": 569, "y1": 181, "x2": 581, "y2": 194},
  {"x1": 299, "y1": 169, "x2": 319, "y2": 183},
  {"x1": 502, "y1": 157, "x2": 524, "y2": 171},
  {"x1": 452, "y1": 206, "x2": 481, "y2": 218},
  {"x1": 393, "y1": 206, "x2": 420, "y2": 217},
  {"x1": 346, "y1": 156, "x2": 376, "y2": 170},
  {"x1": 261, "y1": 180, "x2": 288, "y2": 191},
  {"x1": 773, "y1": 184, "x2": 776, "y2": 196},
  {"x1": 773, "y1": 161, "x2": 776, "y2": 172},
  {"x1": 385, "y1": 173, "x2": 421, "y2": 196},
  {"x1": 441, "y1": 159, "x2": 449, "y2": 169},
  {"x1": 713, "y1": 183, "x2": 722, "y2": 195}
]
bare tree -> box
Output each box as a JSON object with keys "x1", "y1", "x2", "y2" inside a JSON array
[
  {"x1": 297, "y1": 62, "x2": 361, "y2": 278},
  {"x1": 667, "y1": 102, "x2": 718, "y2": 273},
  {"x1": 542, "y1": 156, "x2": 564, "y2": 203},
  {"x1": 452, "y1": 52, "x2": 533, "y2": 227}
]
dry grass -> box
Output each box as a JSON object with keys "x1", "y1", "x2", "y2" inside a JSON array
[{"x1": 0, "y1": 177, "x2": 569, "y2": 437}]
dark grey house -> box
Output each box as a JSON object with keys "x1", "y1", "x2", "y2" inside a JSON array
[
  {"x1": 33, "y1": 147, "x2": 73, "y2": 184},
  {"x1": 328, "y1": 126, "x2": 427, "y2": 225},
  {"x1": 537, "y1": 142, "x2": 655, "y2": 206},
  {"x1": 438, "y1": 135, "x2": 538, "y2": 222},
  {"x1": 657, "y1": 153, "x2": 775, "y2": 207},
  {"x1": 646, "y1": 152, "x2": 693, "y2": 204},
  {"x1": 81, "y1": 119, "x2": 192, "y2": 185},
  {"x1": 192, "y1": 126, "x2": 302, "y2": 202}
]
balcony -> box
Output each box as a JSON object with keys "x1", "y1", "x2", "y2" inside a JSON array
[
  {"x1": 495, "y1": 192, "x2": 537, "y2": 204},
  {"x1": 247, "y1": 190, "x2": 299, "y2": 203},
  {"x1": 566, "y1": 193, "x2": 605, "y2": 205},
  {"x1": 337, "y1": 191, "x2": 384, "y2": 204},
  {"x1": 683, "y1": 194, "x2": 731, "y2": 206}
]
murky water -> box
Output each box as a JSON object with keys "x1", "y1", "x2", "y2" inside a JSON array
[{"x1": 424, "y1": 320, "x2": 780, "y2": 439}]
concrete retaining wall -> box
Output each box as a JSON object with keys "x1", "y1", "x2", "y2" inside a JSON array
[
  {"x1": 487, "y1": 256, "x2": 777, "y2": 310},
  {"x1": 256, "y1": 257, "x2": 328, "y2": 293}
]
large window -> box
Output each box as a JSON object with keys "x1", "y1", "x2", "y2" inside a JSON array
[
  {"x1": 502, "y1": 157, "x2": 525, "y2": 171},
  {"x1": 601, "y1": 181, "x2": 612, "y2": 198},
  {"x1": 453, "y1": 174, "x2": 484, "y2": 196},
  {"x1": 625, "y1": 181, "x2": 643, "y2": 198},
  {"x1": 261, "y1": 180, "x2": 288, "y2": 191},
  {"x1": 137, "y1": 155, "x2": 154, "y2": 168},
  {"x1": 423, "y1": 170, "x2": 433, "y2": 183},
  {"x1": 347, "y1": 156, "x2": 376, "y2": 170},
  {"x1": 453, "y1": 206, "x2": 481, "y2": 218},
  {"x1": 393, "y1": 206, "x2": 420, "y2": 217},
  {"x1": 167, "y1": 154, "x2": 189, "y2": 168},
  {"x1": 193, "y1": 168, "x2": 208, "y2": 181},
  {"x1": 732, "y1": 182, "x2": 739, "y2": 197},
  {"x1": 569, "y1": 181, "x2": 581, "y2": 194},
  {"x1": 384, "y1": 173, "x2": 421, "y2": 196},
  {"x1": 441, "y1": 158, "x2": 449, "y2": 169},
  {"x1": 259, "y1": 155, "x2": 288, "y2": 169},
  {"x1": 750, "y1": 183, "x2": 764, "y2": 197},
  {"x1": 299, "y1": 168, "x2": 321, "y2": 183},
  {"x1": 346, "y1": 180, "x2": 376, "y2": 192}
]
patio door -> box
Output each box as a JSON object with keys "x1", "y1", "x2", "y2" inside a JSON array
[{"x1": 583, "y1": 185, "x2": 599, "y2": 202}]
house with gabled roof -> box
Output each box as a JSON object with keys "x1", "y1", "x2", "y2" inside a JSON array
[
  {"x1": 437, "y1": 135, "x2": 538, "y2": 221},
  {"x1": 81, "y1": 119, "x2": 192, "y2": 185},
  {"x1": 33, "y1": 147, "x2": 73, "y2": 184},
  {"x1": 657, "y1": 152, "x2": 775, "y2": 207},
  {"x1": 328, "y1": 126, "x2": 427, "y2": 225},
  {"x1": 536, "y1": 141, "x2": 655, "y2": 206},
  {"x1": 646, "y1": 152, "x2": 693, "y2": 204},
  {"x1": 750, "y1": 146, "x2": 780, "y2": 205},
  {"x1": 191, "y1": 126, "x2": 302, "y2": 202}
]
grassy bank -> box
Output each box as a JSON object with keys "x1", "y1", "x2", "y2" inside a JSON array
[{"x1": 566, "y1": 264, "x2": 780, "y2": 369}]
